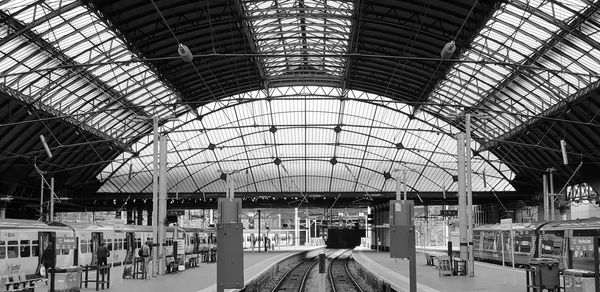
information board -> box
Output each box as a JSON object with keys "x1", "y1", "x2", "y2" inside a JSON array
[
  {"x1": 56, "y1": 237, "x2": 77, "y2": 249},
  {"x1": 500, "y1": 218, "x2": 512, "y2": 230},
  {"x1": 440, "y1": 210, "x2": 458, "y2": 217},
  {"x1": 176, "y1": 239, "x2": 185, "y2": 255}
]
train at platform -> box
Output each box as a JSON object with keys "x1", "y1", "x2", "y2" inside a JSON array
[
  {"x1": 473, "y1": 218, "x2": 600, "y2": 271},
  {"x1": 0, "y1": 219, "x2": 215, "y2": 282}
]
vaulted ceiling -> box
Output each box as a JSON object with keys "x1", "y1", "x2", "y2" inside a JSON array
[{"x1": 1, "y1": 0, "x2": 600, "y2": 213}]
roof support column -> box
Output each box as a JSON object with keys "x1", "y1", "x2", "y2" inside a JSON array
[
  {"x1": 456, "y1": 133, "x2": 468, "y2": 262},
  {"x1": 543, "y1": 174, "x2": 549, "y2": 221},
  {"x1": 294, "y1": 207, "x2": 299, "y2": 247},
  {"x1": 158, "y1": 135, "x2": 168, "y2": 275},
  {"x1": 151, "y1": 116, "x2": 159, "y2": 277}
]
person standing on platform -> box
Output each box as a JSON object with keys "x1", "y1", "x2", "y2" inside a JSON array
[
  {"x1": 97, "y1": 242, "x2": 110, "y2": 267},
  {"x1": 40, "y1": 242, "x2": 55, "y2": 278},
  {"x1": 140, "y1": 242, "x2": 151, "y2": 278}
]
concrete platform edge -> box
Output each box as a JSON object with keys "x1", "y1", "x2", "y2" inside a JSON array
[
  {"x1": 240, "y1": 246, "x2": 325, "y2": 292},
  {"x1": 352, "y1": 250, "x2": 440, "y2": 292}
]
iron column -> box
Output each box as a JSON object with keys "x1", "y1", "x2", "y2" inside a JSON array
[{"x1": 456, "y1": 133, "x2": 468, "y2": 261}]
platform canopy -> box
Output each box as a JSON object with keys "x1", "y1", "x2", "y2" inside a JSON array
[{"x1": 1, "y1": 0, "x2": 600, "y2": 208}]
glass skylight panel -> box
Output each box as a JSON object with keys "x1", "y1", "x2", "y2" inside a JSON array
[
  {"x1": 242, "y1": 0, "x2": 353, "y2": 79},
  {"x1": 0, "y1": 0, "x2": 184, "y2": 144},
  {"x1": 425, "y1": 0, "x2": 595, "y2": 142},
  {"x1": 99, "y1": 86, "x2": 514, "y2": 193}
]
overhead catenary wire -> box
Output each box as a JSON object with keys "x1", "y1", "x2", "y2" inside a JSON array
[{"x1": 1, "y1": 54, "x2": 599, "y2": 79}]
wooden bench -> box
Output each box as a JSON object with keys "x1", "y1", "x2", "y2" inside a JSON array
[{"x1": 1, "y1": 274, "x2": 46, "y2": 291}]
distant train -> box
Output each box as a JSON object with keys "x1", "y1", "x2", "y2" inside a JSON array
[
  {"x1": 0, "y1": 219, "x2": 215, "y2": 284},
  {"x1": 473, "y1": 218, "x2": 600, "y2": 271}
]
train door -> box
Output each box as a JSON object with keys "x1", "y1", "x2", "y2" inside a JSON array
[
  {"x1": 125, "y1": 232, "x2": 135, "y2": 264},
  {"x1": 37, "y1": 232, "x2": 55, "y2": 273},
  {"x1": 90, "y1": 232, "x2": 103, "y2": 265},
  {"x1": 193, "y1": 233, "x2": 199, "y2": 253}
]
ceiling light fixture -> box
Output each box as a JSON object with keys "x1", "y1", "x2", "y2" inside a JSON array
[
  {"x1": 39, "y1": 135, "x2": 53, "y2": 159},
  {"x1": 440, "y1": 41, "x2": 456, "y2": 59},
  {"x1": 178, "y1": 44, "x2": 193, "y2": 62}
]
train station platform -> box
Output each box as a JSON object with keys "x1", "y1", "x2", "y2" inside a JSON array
[
  {"x1": 79, "y1": 246, "x2": 324, "y2": 292},
  {"x1": 353, "y1": 248, "x2": 525, "y2": 292}
]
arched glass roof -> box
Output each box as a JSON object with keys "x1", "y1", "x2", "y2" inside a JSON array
[
  {"x1": 98, "y1": 86, "x2": 514, "y2": 194},
  {"x1": 423, "y1": 0, "x2": 600, "y2": 144},
  {"x1": 1, "y1": 0, "x2": 599, "y2": 198},
  {"x1": 0, "y1": 0, "x2": 189, "y2": 146}
]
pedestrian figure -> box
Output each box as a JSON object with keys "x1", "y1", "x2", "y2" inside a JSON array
[{"x1": 97, "y1": 242, "x2": 110, "y2": 267}]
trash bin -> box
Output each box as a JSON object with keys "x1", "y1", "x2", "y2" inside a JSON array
[
  {"x1": 564, "y1": 269, "x2": 595, "y2": 292},
  {"x1": 437, "y1": 256, "x2": 453, "y2": 276},
  {"x1": 453, "y1": 258, "x2": 466, "y2": 276},
  {"x1": 528, "y1": 258, "x2": 560, "y2": 291},
  {"x1": 52, "y1": 266, "x2": 82, "y2": 292}
]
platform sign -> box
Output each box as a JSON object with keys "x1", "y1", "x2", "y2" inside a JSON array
[
  {"x1": 176, "y1": 239, "x2": 185, "y2": 255},
  {"x1": 390, "y1": 225, "x2": 415, "y2": 259},
  {"x1": 500, "y1": 218, "x2": 512, "y2": 230},
  {"x1": 440, "y1": 210, "x2": 458, "y2": 217},
  {"x1": 389, "y1": 200, "x2": 413, "y2": 226},
  {"x1": 217, "y1": 223, "x2": 244, "y2": 289},
  {"x1": 56, "y1": 237, "x2": 76, "y2": 249}
]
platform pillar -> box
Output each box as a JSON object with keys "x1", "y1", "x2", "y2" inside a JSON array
[
  {"x1": 456, "y1": 133, "x2": 468, "y2": 262},
  {"x1": 543, "y1": 174, "x2": 549, "y2": 221},
  {"x1": 158, "y1": 135, "x2": 168, "y2": 275},
  {"x1": 305, "y1": 218, "x2": 310, "y2": 245},
  {"x1": 257, "y1": 209, "x2": 261, "y2": 251},
  {"x1": 151, "y1": 116, "x2": 159, "y2": 278},
  {"x1": 126, "y1": 210, "x2": 134, "y2": 225},
  {"x1": 294, "y1": 208, "x2": 299, "y2": 246},
  {"x1": 147, "y1": 208, "x2": 152, "y2": 226},
  {"x1": 137, "y1": 208, "x2": 144, "y2": 225},
  {"x1": 49, "y1": 177, "x2": 55, "y2": 221}
]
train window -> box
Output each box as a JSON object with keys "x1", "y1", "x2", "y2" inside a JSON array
[
  {"x1": 541, "y1": 231, "x2": 565, "y2": 256},
  {"x1": 136, "y1": 238, "x2": 141, "y2": 249},
  {"x1": 106, "y1": 239, "x2": 113, "y2": 251},
  {"x1": 0, "y1": 241, "x2": 5, "y2": 259},
  {"x1": 119, "y1": 239, "x2": 124, "y2": 250},
  {"x1": 515, "y1": 231, "x2": 531, "y2": 253},
  {"x1": 573, "y1": 229, "x2": 600, "y2": 237},
  {"x1": 482, "y1": 232, "x2": 497, "y2": 251},
  {"x1": 7, "y1": 241, "x2": 18, "y2": 258},
  {"x1": 62, "y1": 248, "x2": 69, "y2": 255},
  {"x1": 32, "y1": 240, "x2": 39, "y2": 257},
  {"x1": 20, "y1": 240, "x2": 30, "y2": 258},
  {"x1": 124, "y1": 239, "x2": 128, "y2": 250}
]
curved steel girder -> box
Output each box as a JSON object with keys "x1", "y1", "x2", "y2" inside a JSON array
[
  {"x1": 100, "y1": 91, "x2": 511, "y2": 185},
  {"x1": 122, "y1": 133, "x2": 467, "y2": 194},
  {"x1": 0, "y1": 10, "x2": 157, "y2": 142},
  {"x1": 191, "y1": 158, "x2": 422, "y2": 194}
]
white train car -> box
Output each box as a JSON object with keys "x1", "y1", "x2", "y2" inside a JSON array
[
  {"x1": 0, "y1": 219, "x2": 73, "y2": 283},
  {"x1": 180, "y1": 227, "x2": 215, "y2": 264},
  {"x1": 242, "y1": 229, "x2": 294, "y2": 249},
  {"x1": 50, "y1": 222, "x2": 130, "y2": 266},
  {"x1": 0, "y1": 218, "x2": 218, "y2": 286}
]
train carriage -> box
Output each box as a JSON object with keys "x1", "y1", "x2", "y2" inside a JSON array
[
  {"x1": 0, "y1": 219, "x2": 73, "y2": 283},
  {"x1": 538, "y1": 218, "x2": 600, "y2": 271},
  {"x1": 50, "y1": 221, "x2": 127, "y2": 266},
  {"x1": 473, "y1": 222, "x2": 548, "y2": 266}
]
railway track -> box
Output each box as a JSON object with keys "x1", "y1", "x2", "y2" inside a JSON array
[
  {"x1": 270, "y1": 252, "x2": 326, "y2": 292},
  {"x1": 329, "y1": 250, "x2": 364, "y2": 292}
]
